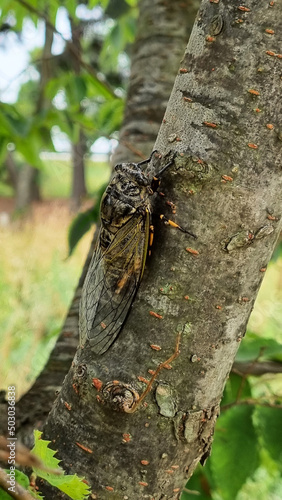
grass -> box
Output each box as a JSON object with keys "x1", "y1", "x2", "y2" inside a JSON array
[{"x1": 0, "y1": 200, "x2": 95, "y2": 397}]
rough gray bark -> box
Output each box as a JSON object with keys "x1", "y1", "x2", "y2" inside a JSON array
[
  {"x1": 41, "y1": 1, "x2": 282, "y2": 498},
  {"x1": 112, "y1": 0, "x2": 199, "y2": 164}
]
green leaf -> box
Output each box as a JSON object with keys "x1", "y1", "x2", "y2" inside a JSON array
[
  {"x1": 254, "y1": 407, "x2": 282, "y2": 465},
  {"x1": 236, "y1": 332, "x2": 282, "y2": 363},
  {"x1": 32, "y1": 430, "x2": 62, "y2": 471},
  {"x1": 210, "y1": 406, "x2": 259, "y2": 500},
  {"x1": 32, "y1": 431, "x2": 90, "y2": 500},
  {"x1": 95, "y1": 98, "x2": 124, "y2": 136},
  {"x1": 68, "y1": 183, "x2": 107, "y2": 256},
  {"x1": 181, "y1": 466, "x2": 212, "y2": 499},
  {"x1": 221, "y1": 372, "x2": 252, "y2": 406}
]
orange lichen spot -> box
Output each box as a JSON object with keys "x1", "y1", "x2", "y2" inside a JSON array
[
  {"x1": 267, "y1": 214, "x2": 276, "y2": 220},
  {"x1": 266, "y1": 124, "x2": 274, "y2": 129},
  {"x1": 184, "y1": 295, "x2": 189, "y2": 300},
  {"x1": 203, "y1": 121, "x2": 217, "y2": 128},
  {"x1": 138, "y1": 482, "x2": 148, "y2": 487},
  {"x1": 122, "y1": 433, "x2": 131, "y2": 443},
  {"x1": 179, "y1": 68, "x2": 188, "y2": 73},
  {"x1": 222, "y1": 175, "x2": 233, "y2": 182},
  {"x1": 265, "y1": 29, "x2": 274, "y2": 34},
  {"x1": 148, "y1": 369, "x2": 156, "y2": 375},
  {"x1": 165, "y1": 469, "x2": 174, "y2": 474},
  {"x1": 171, "y1": 465, "x2": 180, "y2": 470},
  {"x1": 145, "y1": 422, "x2": 150, "y2": 428},
  {"x1": 206, "y1": 36, "x2": 215, "y2": 42},
  {"x1": 112, "y1": 380, "x2": 120, "y2": 385},
  {"x1": 92, "y1": 378, "x2": 103, "y2": 391},
  {"x1": 183, "y1": 96, "x2": 192, "y2": 102},
  {"x1": 240, "y1": 297, "x2": 250, "y2": 303},
  {"x1": 75, "y1": 442, "x2": 93, "y2": 454},
  {"x1": 248, "y1": 143, "x2": 258, "y2": 149},
  {"x1": 215, "y1": 305, "x2": 222, "y2": 310},
  {"x1": 266, "y1": 50, "x2": 276, "y2": 56},
  {"x1": 141, "y1": 460, "x2": 149, "y2": 466},
  {"x1": 248, "y1": 89, "x2": 260, "y2": 96},
  {"x1": 105, "y1": 486, "x2": 114, "y2": 492},
  {"x1": 173, "y1": 488, "x2": 181, "y2": 493},
  {"x1": 254, "y1": 108, "x2": 261, "y2": 112},
  {"x1": 209, "y1": 0, "x2": 219, "y2": 3},
  {"x1": 64, "y1": 402, "x2": 72, "y2": 411},
  {"x1": 72, "y1": 383, "x2": 79, "y2": 394},
  {"x1": 149, "y1": 310, "x2": 163, "y2": 319},
  {"x1": 276, "y1": 54, "x2": 282, "y2": 58},
  {"x1": 260, "y1": 267, "x2": 267, "y2": 272},
  {"x1": 235, "y1": 18, "x2": 244, "y2": 23},
  {"x1": 186, "y1": 247, "x2": 199, "y2": 256},
  {"x1": 101, "y1": 322, "x2": 107, "y2": 329},
  {"x1": 150, "y1": 344, "x2": 162, "y2": 351},
  {"x1": 138, "y1": 376, "x2": 149, "y2": 384},
  {"x1": 269, "y1": 0, "x2": 274, "y2": 5},
  {"x1": 238, "y1": 5, "x2": 251, "y2": 11}
]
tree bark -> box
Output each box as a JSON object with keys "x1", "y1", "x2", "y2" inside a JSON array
[
  {"x1": 41, "y1": 1, "x2": 282, "y2": 498},
  {"x1": 112, "y1": 0, "x2": 199, "y2": 164}
]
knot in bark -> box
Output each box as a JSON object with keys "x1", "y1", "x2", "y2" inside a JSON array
[{"x1": 102, "y1": 381, "x2": 139, "y2": 413}]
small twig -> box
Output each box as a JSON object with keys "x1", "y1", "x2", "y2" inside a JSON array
[
  {"x1": 0, "y1": 467, "x2": 34, "y2": 500},
  {"x1": 127, "y1": 332, "x2": 181, "y2": 413},
  {"x1": 235, "y1": 347, "x2": 266, "y2": 402},
  {"x1": 232, "y1": 360, "x2": 282, "y2": 376},
  {"x1": 221, "y1": 398, "x2": 282, "y2": 411}
]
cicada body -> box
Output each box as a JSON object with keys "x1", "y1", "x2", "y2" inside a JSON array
[{"x1": 79, "y1": 158, "x2": 156, "y2": 355}]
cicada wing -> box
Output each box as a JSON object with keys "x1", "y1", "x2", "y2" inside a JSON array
[{"x1": 79, "y1": 212, "x2": 150, "y2": 354}]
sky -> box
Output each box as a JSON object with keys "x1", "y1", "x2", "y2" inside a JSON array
[
  {"x1": 0, "y1": 9, "x2": 71, "y2": 103},
  {"x1": 0, "y1": 7, "x2": 113, "y2": 153}
]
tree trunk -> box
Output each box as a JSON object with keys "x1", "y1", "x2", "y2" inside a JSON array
[
  {"x1": 70, "y1": 129, "x2": 87, "y2": 212},
  {"x1": 41, "y1": 1, "x2": 282, "y2": 498},
  {"x1": 5, "y1": 153, "x2": 40, "y2": 212},
  {"x1": 7, "y1": 15, "x2": 54, "y2": 212},
  {"x1": 112, "y1": 0, "x2": 199, "y2": 164},
  {"x1": 70, "y1": 20, "x2": 87, "y2": 212}
]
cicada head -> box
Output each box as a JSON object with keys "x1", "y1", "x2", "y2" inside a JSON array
[{"x1": 100, "y1": 163, "x2": 151, "y2": 231}]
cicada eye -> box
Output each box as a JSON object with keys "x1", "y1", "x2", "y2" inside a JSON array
[{"x1": 122, "y1": 181, "x2": 140, "y2": 197}]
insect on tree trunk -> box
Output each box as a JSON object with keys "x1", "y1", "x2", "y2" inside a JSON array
[{"x1": 26, "y1": 0, "x2": 282, "y2": 498}]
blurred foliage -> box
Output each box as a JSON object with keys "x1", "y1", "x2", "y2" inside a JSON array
[{"x1": 0, "y1": 0, "x2": 138, "y2": 190}]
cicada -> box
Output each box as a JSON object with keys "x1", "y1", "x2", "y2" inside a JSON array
[{"x1": 79, "y1": 151, "x2": 194, "y2": 355}]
